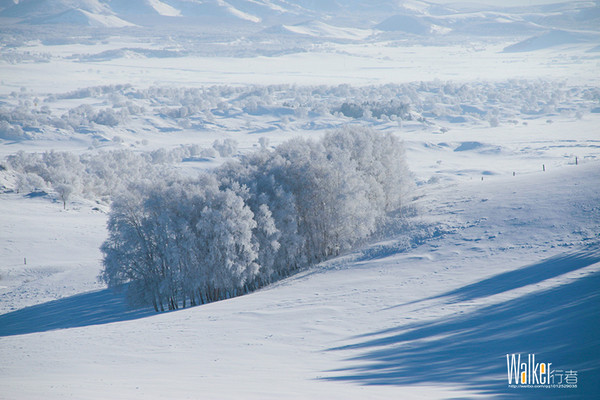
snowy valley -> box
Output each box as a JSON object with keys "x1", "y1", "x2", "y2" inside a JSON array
[{"x1": 1, "y1": 0, "x2": 600, "y2": 399}]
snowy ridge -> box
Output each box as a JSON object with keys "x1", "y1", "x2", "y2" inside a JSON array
[
  {"x1": 375, "y1": 14, "x2": 432, "y2": 34},
  {"x1": 0, "y1": 0, "x2": 598, "y2": 51},
  {"x1": 2, "y1": 0, "x2": 111, "y2": 18},
  {"x1": 146, "y1": 0, "x2": 181, "y2": 17},
  {"x1": 280, "y1": 20, "x2": 374, "y2": 40},
  {"x1": 217, "y1": 0, "x2": 261, "y2": 23},
  {"x1": 503, "y1": 29, "x2": 599, "y2": 52},
  {"x1": 33, "y1": 8, "x2": 135, "y2": 27}
]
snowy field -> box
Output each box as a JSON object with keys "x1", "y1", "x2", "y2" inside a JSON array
[{"x1": 1, "y1": 0, "x2": 600, "y2": 399}]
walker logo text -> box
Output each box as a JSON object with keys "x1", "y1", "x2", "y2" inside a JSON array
[{"x1": 506, "y1": 354, "x2": 577, "y2": 389}]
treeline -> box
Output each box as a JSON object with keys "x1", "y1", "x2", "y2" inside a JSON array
[
  {"x1": 4, "y1": 142, "x2": 236, "y2": 205},
  {"x1": 100, "y1": 127, "x2": 412, "y2": 311},
  {"x1": 4, "y1": 80, "x2": 598, "y2": 140}
]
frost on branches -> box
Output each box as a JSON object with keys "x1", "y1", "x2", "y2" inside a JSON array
[{"x1": 100, "y1": 126, "x2": 413, "y2": 311}]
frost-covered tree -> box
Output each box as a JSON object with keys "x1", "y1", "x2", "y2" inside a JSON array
[
  {"x1": 100, "y1": 176, "x2": 260, "y2": 310},
  {"x1": 54, "y1": 183, "x2": 73, "y2": 209},
  {"x1": 219, "y1": 125, "x2": 411, "y2": 270},
  {"x1": 213, "y1": 138, "x2": 238, "y2": 157},
  {"x1": 322, "y1": 126, "x2": 412, "y2": 212},
  {"x1": 16, "y1": 172, "x2": 46, "y2": 193},
  {"x1": 272, "y1": 132, "x2": 382, "y2": 262},
  {"x1": 100, "y1": 125, "x2": 413, "y2": 311},
  {"x1": 217, "y1": 150, "x2": 304, "y2": 284}
]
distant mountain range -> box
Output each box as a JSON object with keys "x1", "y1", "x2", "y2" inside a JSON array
[{"x1": 1, "y1": 0, "x2": 599, "y2": 50}]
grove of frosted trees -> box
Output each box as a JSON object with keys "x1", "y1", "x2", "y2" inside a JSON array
[
  {"x1": 4, "y1": 144, "x2": 219, "y2": 206},
  {"x1": 3, "y1": 80, "x2": 597, "y2": 141},
  {"x1": 100, "y1": 126, "x2": 413, "y2": 311}
]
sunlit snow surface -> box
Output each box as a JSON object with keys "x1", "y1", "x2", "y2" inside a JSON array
[
  {"x1": 1, "y1": 0, "x2": 600, "y2": 398},
  {"x1": 2, "y1": 42, "x2": 599, "y2": 93}
]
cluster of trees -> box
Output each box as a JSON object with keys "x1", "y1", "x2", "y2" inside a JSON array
[
  {"x1": 338, "y1": 100, "x2": 411, "y2": 120},
  {"x1": 54, "y1": 84, "x2": 133, "y2": 100},
  {"x1": 5, "y1": 144, "x2": 222, "y2": 205},
  {"x1": 100, "y1": 126, "x2": 413, "y2": 311},
  {"x1": 0, "y1": 102, "x2": 137, "y2": 139},
  {"x1": 0, "y1": 120, "x2": 30, "y2": 141},
  {"x1": 4, "y1": 80, "x2": 597, "y2": 141},
  {"x1": 0, "y1": 85, "x2": 138, "y2": 139},
  {"x1": 0, "y1": 49, "x2": 51, "y2": 64},
  {"x1": 64, "y1": 104, "x2": 130, "y2": 128},
  {"x1": 100, "y1": 176, "x2": 260, "y2": 310}
]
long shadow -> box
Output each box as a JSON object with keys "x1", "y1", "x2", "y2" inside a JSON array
[
  {"x1": 388, "y1": 244, "x2": 600, "y2": 309},
  {"x1": 433, "y1": 244, "x2": 600, "y2": 303},
  {"x1": 0, "y1": 287, "x2": 155, "y2": 337},
  {"x1": 325, "y1": 269, "x2": 600, "y2": 399}
]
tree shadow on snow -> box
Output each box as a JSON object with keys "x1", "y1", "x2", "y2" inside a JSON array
[
  {"x1": 430, "y1": 244, "x2": 600, "y2": 304},
  {"x1": 389, "y1": 244, "x2": 600, "y2": 309},
  {"x1": 0, "y1": 287, "x2": 155, "y2": 337},
  {"x1": 325, "y1": 246, "x2": 600, "y2": 399}
]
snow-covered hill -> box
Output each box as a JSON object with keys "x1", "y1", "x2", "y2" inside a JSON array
[
  {"x1": 503, "y1": 29, "x2": 600, "y2": 52},
  {"x1": 0, "y1": 0, "x2": 599, "y2": 398},
  {"x1": 266, "y1": 20, "x2": 374, "y2": 40},
  {"x1": 1, "y1": 0, "x2": 598, "y2": 50},
  {"x1": 0, "y1": 79, "x2": 599, "y2": 400},
  {"x1": 1, "y1": 152, "x2": 598, "y2": 399},
  {"x1": 31, "y1": 8, "x2": 135, "y2": 27}
]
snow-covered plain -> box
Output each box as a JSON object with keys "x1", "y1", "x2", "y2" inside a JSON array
[{"x1": 1, "y1": 0, "x2": 600, "y2": 398}]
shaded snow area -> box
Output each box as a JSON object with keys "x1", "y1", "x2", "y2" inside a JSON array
[{"x1": 1, "y1": 0, "x2": 600, "y2": 399}]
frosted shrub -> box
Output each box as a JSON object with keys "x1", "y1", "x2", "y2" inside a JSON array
[
  {"x1": 94, "y1": 108, "x2": 121, "y2": 127},
  {"x1": 258, "y1": 137, "x2": 270, "y2": 149},
  {"x1": 213, "y1": 139, "x2": 238, "y2": 157},
  {"x1": 0, "y1": 121, "x2": 28, "y2": 140},
  {"x1": 16, "y1": 172, "x2": 46, "y2": 193}
]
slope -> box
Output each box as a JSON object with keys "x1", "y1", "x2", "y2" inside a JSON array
[
  {"x1": 107, "y1": 0, "x2": 182, "y2": 17},
  {"x1": 1, "y1": 0, "x2": 598, "y2": 38},
  {"x1": 503, "y1": 29, "x2": 599, "y2": 52},
  {"x1": 0, "y1": 0, "x2": 111, "y2": 18},
  {"x1": 1, "y1": 159, "x2": 598, "y2": 399},
  {"x1": 32, "y1": 8, "x2": 135, "y2": 27},
  {"x1": 276, "y1": 20, "x2": 374, "y2": 40}
]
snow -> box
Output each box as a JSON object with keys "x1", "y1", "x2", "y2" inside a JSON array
[
  {"x1": 36, "y1": 8, "x2": 136, "y2": 27},
  {"x1": 1, "y1": 0, "x2": 113, "y2": 18},
  {"x1": 217, "y1": 0, "x2": 261, "y2": 23},
  {"x1": 0, "y1": 195, "x2": 106, "y2": 314},
  {"x1": 1, "y1": 41, "x2": 598, "y2": 96},
  {"x1": 1, "y1": 158, "x2": 598, "y2": 398},
  {"x1": 281, "y1": 21, "x2": 374, "y2": 40},
  {"x1": 503, "y1": 29, "x2": 597, "y2": 52},
  {"x1": 146, "y1": 0, "x2": 181, "y2": 17},
  {"x1": 1, "y1": 0, "x2": 600, "y2": 398},
  {"x1": 375, "y1": 14, "x2": 432, "y2": 34}
]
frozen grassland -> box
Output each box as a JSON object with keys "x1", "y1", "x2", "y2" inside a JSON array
[{"x1": 1, "y1": 1, "x2": 600, "y2": 398}]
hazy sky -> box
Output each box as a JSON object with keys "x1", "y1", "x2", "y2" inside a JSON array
[{"x1": 427, "y1": 0, "x2": 570, "y2": 6}]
